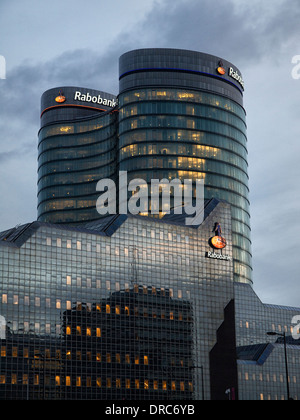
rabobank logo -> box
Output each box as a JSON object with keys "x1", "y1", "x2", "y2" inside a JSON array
[
  {"x1": 74, "y1": 91, "x2": 117, "y2": 108},
  {"x1": 55, "y1": 91, "x2": 66, "y2": 103}
]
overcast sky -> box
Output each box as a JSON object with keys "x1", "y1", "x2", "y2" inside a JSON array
[{"x1": 0, "y1": 0, "x2": 299, "y2": 307}]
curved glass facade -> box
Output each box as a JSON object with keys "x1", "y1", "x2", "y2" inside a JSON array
[
  {"x1": 38, "y1": 87, "x2": 118, "y2": 225},
  {"x1": 118, "y1": 49, "x2": 252, "y2": 285}
]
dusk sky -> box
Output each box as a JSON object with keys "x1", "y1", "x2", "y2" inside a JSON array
[{"x1": 0, "y1": 0, "x2": 299, "y2": 307}]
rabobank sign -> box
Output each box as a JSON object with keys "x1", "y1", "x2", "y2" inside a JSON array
[
  {"x1": 74, "y1": 91, "x2": 117, "y2": 108},
  {"x1": 228, "y1": 67, "x2": 245, "y2": 90}
]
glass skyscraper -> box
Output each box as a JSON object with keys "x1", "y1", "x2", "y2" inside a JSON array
[
  {"x1": 38, "y1": 87, "x2": 118, "y2": 225},
  {"x1": 118, "y1": 49, "x2": 250, "y2": 285}
]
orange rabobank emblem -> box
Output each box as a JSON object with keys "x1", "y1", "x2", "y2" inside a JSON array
[
  {"x1": 210, "y1": 222, "x2": 227, "y2": 249},
  {"x1": 217, "y1": 60, "x2": 226, "y2": 75},
  {"x1": 55, "y1": 91, "x2": 66, "y2": 103},
  {"x1": 210, "y1": 236, "x2": 227, "y2": 249}
]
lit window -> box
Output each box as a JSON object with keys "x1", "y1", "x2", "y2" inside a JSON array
[
  {"x1": 76, "y1": 377, "x2": 81, "y2": 387},
  {"x1": 126, "y1": 379, "x2": 130, "y2": 389},
  {"x1": 13, "y1": 295, "x2": 18, "y2": 305},
  {"x1": 55, "y1": 376, "x2": 60, "y2": 386},
  {"x1": 96, "y1": 328, "x2": 101, "y2": 337},
  {"x1": 144, "y1": 355, "x2": 149, "y2": 365},
  {"x1": 135, "y1": 356, "x2": 139, "y2": 365},
  {"x1": 66, "y1": 376, "x2": 71, "y2": 387},
  {"x1": 56, "y1": 299, "x2": 61, "y2": 309},
  {"x1": 97, "y1": 378, "x2": 102, "y2": 388},
  {"x1": 66, "y1": 275, "x2": 71, "y2": 285},
  {"x1": 96, "y1": 353, "x2": 101, "y2": 362},
  {"x1": 76, "y1": 241, "x2": 81, "y2": 250},
  {"x1": 106, "y1": 304, "x2": 111, "y2": 314},
  {"x1": 115, "y1": 305, "x2": 121, "y2": 315},
  {"x1": 46, "y1": 237, "x2": 51, "y2": 246},
  {"x1": 67, "y1": 240, "x2": 72, "y2": 249},
  {"x1": 2, "y1": 294, "x2": 7, "y2": 304},
  {"x1": 116, "y1": 378, "x2": 121, "y2": 389},
  {"x1": 86, "y1": 327, "x2": 91, "y2": 337},
  {"x1": 135, "y1": 379, "x2": 140, "y2": 389},
  {"x1": 162, "y1": 380, "x2": 167, "y2": 391},
  {"x1": 144, "y1": 379, "x2": 149, "y2": 390},
  {"x1": 76, "y1": 326, "x2": 81, "y2": 336}
]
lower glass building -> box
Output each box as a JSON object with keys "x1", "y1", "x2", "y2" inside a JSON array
[
  {"x1": 1, "y1": 200, "x2": 300, "y2": 400},
  {"x1": 0, "y1": 199, "x2": 236, "y2": 400}
]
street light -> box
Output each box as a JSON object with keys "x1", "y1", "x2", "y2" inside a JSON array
[{"x1": 266, "y1": 331, "x2": 291, "y2": 400}]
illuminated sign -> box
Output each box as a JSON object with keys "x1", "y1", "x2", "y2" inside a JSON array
[
  {"x1": 55, "y1": 92, "x2": 66, "y2": 103},
  {"x1": 210, "y1": 235, "x2": 227, "y2": 250},
  {"x1": 206, "y1": 251, "x2": 231, "y2": 261},
  {"x1": 228, "y1": 67, "x2": 244, "y2": 90},
  {"x1": 217, "y1": 61, "x2": 226, "y2": 75},
  {"x1": 217, "y1": 67, "x2": 226, "y2": 75},
  {"x1": 206, "y1": 222, "x2": 231, "y2": 260},
  {"x1": 74, "y1": 91, "x2": 117, "y2": 108}
]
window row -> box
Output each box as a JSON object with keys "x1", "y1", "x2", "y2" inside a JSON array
[
  {"x1": 39, "y1": 113, "x2": 115, "y2": 141},
  {"x1": 0, "y1": 375, "x2": 193, "y2": 391},
  {"x1": 241, "y1": 371, "x2": 298, "y2": 384},
  {"x1": 1, "y1": 300, "x2": 191, "y2": 323},
  {"x1": 119, "y1": 88, "x2": 246, "y2": 120},
  {"x1": 119, "y1": 101, "x2": 246, "y2": 132},
  {"x1": 1, "y1": 347, "x2": 152, "y2": 365}
]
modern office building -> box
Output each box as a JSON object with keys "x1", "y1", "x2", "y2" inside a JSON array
[
  {"x1": 38, "y1": 87, "x2": 118, "y2": 225},
  {"x1": 1, "y1": 48, "x2": 299, "y2": 401},
  {"x1": 0, "y1": 199, "x2": 236, "y2": 400},
  {"x1": 38, "y1": 48, "x2": 251, "y2": 286},
  {"x1": 1, "y1": 199, "x2": 300, "y2": 400}
]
